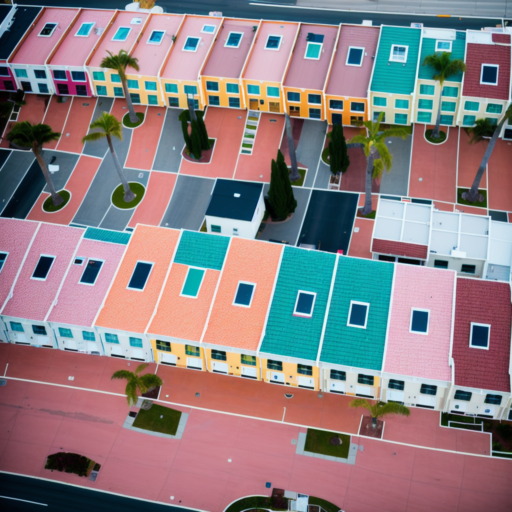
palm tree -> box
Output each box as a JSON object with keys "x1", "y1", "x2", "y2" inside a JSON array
[
  {"x1": 6, "y1": 121, "x2": 63, "y2": 206},
  {"x1": 348, "y1": 113, "x2": 409, "y2": 216},
  {"x1": 101, "y1": 50, "x2": 140, "y2": 124},
  {"x1": 111, "y1": 363, "x2": 163, "y2": 406},
  {"x1": 463, "y1": 105, "x2": 512, "y2": 203},
  {"x1": 82, "y1": 112, "x2": 135, "y2": 202},
  {"x1": 349, "y1": 398, "x2": 410, "y2": 429},
  {"x1": 422, "y1": 52, "x2": 466, "y2": 139}
]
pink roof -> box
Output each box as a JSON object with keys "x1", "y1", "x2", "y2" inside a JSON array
[
  {"x1": 0, "y1": 219, "x2": 39, "y2": 310},
  {"x1": 202, "y1": 19, "x2": 258, "y2": 79},
  {"x1": 11, "y1": 7, "x2": 79, "y2": 65},
  {"x1": 89, "y1": 11, "x2": 149, "y2": 68},
  {"x1": 244, "y1": 21, "x2": 299, "y2": 83},
  {"x1": 160, "y1": 15, "x2": 221, "y2": 81},
  {"x1": 384, "y1": 265, "x2": 454, "y2": 381},
  {"x1": 2, "y1": 224, "x2": 83, "y2": 321},
  {"x1": 47, "y1": 238, "x2": 126, "y2": 328},
  {"x1": 284, "y1": 24, "x2": 338, "y2": 90},
  {"x1": 326, "y1": 25, "x2": 380, "y2": 98},
  {"x1": 49, "y1": 9, "x2": 115, "y2": 67},
  {"x1": 128, "y1": 13, "x2": 184, "y2": 77}
]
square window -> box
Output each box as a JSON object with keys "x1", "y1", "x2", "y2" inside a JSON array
[
  {"x1": 38, "y1": 83, "x2": 49, "y2": 94},
  {"x1": 229, "y1": 97, "x2": 240, "y2": 108},
  {"x1": 294, "y1": 291, "x2": 316, "y2": 317},
  {"x1": 32, "y1": 255, "x2": 55, "y2": 280},
  {"x1": 129, "y1": 337, "x2": 143, "y2": 348},
  {"x1": 347, "y1": 301, "x2": 369, "y2": 328},
  {"x1": 485, "y1": 394, "x2": 502, "y2": 405},
  {"x1": 15, "y1": 68, "x2": 28, "y2": 78},
  {"x1": 464, "y1": 101, "x2": 479, "y2": 111},
  {"x1": 71, "y1": 71, "x2": 86, "y2": 82},
  {"x1": 267, "y1": 359, "x2": 282, "y2": 371},
  {"x1": 145, "y1": 81, "x2": 157, "y2": 91},
  {"x1": 330, "y1": 369, "x2": 346, "y2": 381},
  {"x1": 130, "y1": 93, "x2": 140, "y2": 104},
  {"x1": 442, "y1": 86, "x2": 458, "y2": 97},
  {"x1": 420, "y1": 384, "x2": 437, "y2": 395},
  {"x1": 156, "y1": 340, "x2": 171, "y2": 352},
  {"x1": 461, "y1": 264, "x2": 476, "y2": 274},
  {"x1": 112, "y1": 27, "x2": 131, "y2": 42},
  {"x1": 297, "y1": 364, "x2": 312, "y2": 376},
  {"x1": 165, "y1": 83, "x2": 178, "y2": 94},
  {"x1": 305, "y1": 42, "x2": 322, "y2": 60},
  {"x1": 435, "y1": 40, "x2": 452, "y2": 52},
  {"x1": 148, "y1": 30, "x2": 165, "y2": 44},
  {"x1": 288, "y1": 91, "x2": 300, "y2": 102},
  {"x1": 265, "y1": 35, "x2": 282, "y2": 50},
  {"x1": 0, "y1": 252, "x2": 7, "y2": 272},
  {"x1": 57, "y1": 83, "x2": 68, "y2": 95},
  {"x1": 395, "y1": 113, "x2": 408, "y2": 124},
  {"x1": 454, "y1": 390, "x2": 472, "y2": 401},
  {"x1": 418, "y1": 98, "x2": 433, "y2": 110},
  {"x1": 226, "y1": 83, "x2": 239, "y2": 94},
  {"x1": 34, "y1": 69, "x2": 46, "y2": 79},
  {"x1": 128, "y1": 261, "x2": 153, "y2": 291},
  {"x1": 389, "y1": 379, "x2": 404, "y2": 390},
  {"x1": 184, "y1": 85, "x2": 197, "y2": 96},
  {"x1": 417, "y1": 111, "x2": 431, "y2": 123},
  {"x1": 330, "y1": 99, "x2": 344, "y2": 110},
  {"x1": 346, "y1": 46, "x2": 364, "y2": 66},
  {"x1": 168, "y1": 97, "x2": 179, "y2": 107},
  {"x1": 434, "y1": 260, "x2": 449, "y2": 269},
  {"x1": 469, "y1": 323, "x2": 490, "y2": 349},
  {"x1": 211, "y1": 349, "x2": 226, "y2": 361},
  {"x1": 481, "y1": 64, "x2": 498, "y2": 85},
  {"x1": 186, "y1": 344, "x2": 200, "y2": 356},
  {"x1": 373, "y1": 111, "x2": 385, "y2": 122},
  {"x1": 0, "y1": 66, "x2": 9, "y2": 77},
  {"x1": 93, "y1": 71, "x2": 105, "y2": 81},
  {"x1": 111, "y1": 74, "x2": 121, "y2": 84},
  {"x1": 114, "y1": 87, "x2": 124, "y2": 97},
  {"x1": 410, "y1": 309, "x2": 429, "y2": 334},
  {"x1": 10, "y1": 322, "x2": 24, "y2": 332},
  {"x1": 390, "y1": 45, "x2": 408, "y2": 63},
  {"x1": 486, "y1": 117, "x2": 498, "y2": 126},
  {"x1": 127, "y1": 79, "x2": 139, "y2": 90},
  {"x1": 309, "y1": 108, "x2": 321, "y2": 119},
  {"x1": 225, "y1": 32, "x2": 243, "y2": 48},
  {"x1": 351, "y1": 102, "x2": 365, "y2": 112},
  {"x1": 267, "y1": 86, "x2": 280, "y2": 98},
  {"x1": 181, "y1": 267, "x2": 205, "y2": 298},
  {"x1": 462, "y1": 115, "x2": 476, "y2": 126},
  {"x1": 373, "y1": 96, "x2": 387, "y2": 107},
  {"x1": 148, "y1": 94, "x2": 158, "y2": 105},
  {"x1": 486, "y1": 103, "x2": 503, "y2": 114},
  {"x1": 32, "y1": 325, "x2": 47, "y2": 335},
  {"x1": 76, "y1": 22, "x2": 94, "y2": 37},
  {"x1": 247, "y1": 84, "x2": 260, "y2": 95},
  {"x1": 233, "y1": 282, "x2": 255, "y2": 307},
  {"x1": 420, "y1": 84, "x2": 435, "y2": 95},
  {"x1": 441, "y1": 101, "x2": 456, "y2": 112},
  {"x1": 211, "y1": 225, "x2": 221, "y2": 233},
  {"x1": 358, "y1": 374, "x2": 374, "y2": 386},
  {"x1": 308, "y1": 94, "x2": 321, "y2": 105},
  {"x1": 82, "y1": 331, "x2": 95, "y2": 341},
  {"x1": 39, "y1": 23, "x2": 57, "y2": 37},
  {"x1": 104, "y1": 333, "x2": 119, "y2": 344},
  {"x1": 241, "y1": 354, "x2": 256, "y2": 366},
  {"x1": 206, "y1": 81, "x2": 219, "y2": 92},
  {"x1": 201, "y1": 24, "x2": 216, "y2": 34},
  {"x1": 80, "y1": 259, "x2": 103, "y2": 285},
  {"x1": 58, "y1": 327, "x2": 73, "y2": 338},
  {"x1": 395, "y1": 99, "x2": 409, "y2": 109},
  {"x1": 208, "y1": 95, "x2": 220, "y2": 106},
  {"x1": 184, "y1": 37, "x2": 200, "y2": 52},
  {"x1": 22, "y1": 81, "x2": 33, "y2": 92},
  {"x1": 440, "y1": 115, "x2": 454, "y2": 125}
]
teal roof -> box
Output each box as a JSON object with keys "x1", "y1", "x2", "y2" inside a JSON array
[
  {"x1": 418, "y1": 33, "x2": 466, "y2": 82},
  {"x1": 84, "y1": 227, "x2": 131, "y2": 245},
  {"x1": 320, "y1": 257, "x2": 394, "y2": 371},
  {"x1": 174, "y1": 231, "x2": 229, "y2": 271},
  {"x1": 371, "y1": 26, "x2": 422, "y2": 95},
  {"x1": 260, "y1": 247, "x2": 336, "y2": 361}
]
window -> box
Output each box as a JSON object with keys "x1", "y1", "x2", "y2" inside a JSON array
[
  {"x1": 486, "y1": 103, "x2": 503, "y2": 114},
  {"x1": 464, "y1": 101, "x2": 479, "y2": 112},
  {"x1": 209, "y1": 95, "x2": 220, "y2": 106},
  {"x1": 111, "y1": 74, "x2": 121, "y2": 83},
  {"x1": 373, "y1": 97, "x2": 386, "y2": 107},
  {"x1": 454, "y1": 390, "x2": 472, "y2": 401},
  {"x1": 395, "y1": 113, "x2": 407, "y2": 124},
  {"x1": 168, "y1": 97, "x2": 179, "y2": 107},
  {"x1": 38, "y1": 83, "x2": 49, "y2": 94},
  {"x1": 144, "y1": 81, "x2": 157, "y2": 91},
  {"x1": 148, "y1": 30, "x2": 165, "y2": 44},
  {"x1": 226, "y1": 83, "x2": 239, "y2": 94},
  {"x1": 225, "y1": 32, "x2": 243, "y2": 48},
  {"x1": 420, "y1": 384, "x2": 437, "y2": 395},
  {"x1": 181, "y1": 267, "x2": 205, "y2": 298},
  {"x1": 233, "y1": 282, "x2": 256, "y2": 307},
  {"x1": 10, "y1": 322, "x2": 23, "y2": 332},
  {"x1": 267, "y1": 359, "x2": 282, "y2": 371},
  {"x1": 229, "y1": 97, "x2": 240, "y2": 108},
  {"x1": 0, "y1": 66, "x2": 9, "y2": 76},
  {"x1": 346, "y1": 46, "x2": 364, "y2": 66},
  {"x1": 76, "y1": 22, "x2": 95, "y2": 37},
  {"x1": 434, "y1": 260, "x2": 448, "y2": 269},
  {"x1": 56, "y1": 83, "x2": 68, "y2": 95},
  {"x1": 297, "y1": 364, "x2": 312, "y2": 376},
  {"x1": 308, "y1": 94, "x2": 321, "y2": 105},
  {"x1": 410, "y1": 309, "x2": 429, "y2": 334},
  {"x1": 34, "y1": 69, "x2": 46, "y2": 79},
  {"x1": 461, "y1": 264, "x2": 476, "y2": 274},
  {"x1": 129, "y1": 337, "x2": 143, "y2": 348},
  {"x1": 480, "y1": 64, "x2": 498, "y2": 85},
  {"x1": 265, "y1": 35, "x2": 282, "y2": 50},
  {"x1": 0, "y1": 252, "x2": 7, "y2": 272},
  {"x1": 3, "y1": 80, "x2": 14, "y2": 91},
  {"x1": 51, "y1": 70, "x2": 66, "y2": 81},
  {"x1": 82, "y1": 331, "x2": 95, "y2": 341},
  {"x1": 347, "y1": 301, "x2": 369, "y2": 328},
  {"x1": 211, "y1": 225, "x2": 221, "y2": 233},
  {"x1": 32, "y1": 255, "x2": 55, "y2": 280},
  {"x1": 435, "y1": 40, "x2": 452, "y2": 52},
  {"x1": 462, "y1": 115, "x2": 476, "y2": 126},
  {"x1": 389, "y1": 379, "x2": 404, "y2": 391},
  {"x1": 71, "y1": 71, "x2": 86, "y2": 82},
  {"x1": 80, "y1": 259, "x2": 103, "y2": 285},
  {"x1": 211, "y1": 349, "x2": 226, "y2": 361},
  {"x1": 309, "y1": 108, "x2": 321, "y2": 119},
  {"x1": 206, "y1": 81, "x2": 219, "y2": 92},
  {"x1": 32, "y1": 325, "x2": 47, "y2": 335},
  {"x1": 441, "y1": 101, "x2": 456, "y2": 112},
  {"x1": 165, "y1": 83, "x2": 178, "y2": 94},
  {"x1": 287, "y1": 91, "x2": 300, "y2": 102},
  {"x1": 112, "y1": 27, "x2": 131, "y2": 42},
  {"x1": 183, "y1": 37, "x2": 200, "y2": 52},
  {"x1": 241, "y1": 354, "x2": 256, "y2": 366},
  {"x1": 373, "y1": 111, "x2": 385, "y2": 122},
  {"x1": 418, "y1": 99, "x2": 433, "y2": 110},
  {"x1": 15, "y1": 68, "x2": 28, "y2": 78},
  {"x1": 485, "y1": 394, "x2": 502, "y2": 405},
  {"x1": 93, "y1": 71, "x2": 105, "y2": 81},
  {"x1": 390, "y1": 45, "x2": 408, "y2": 63},
  {"x1": 247, "y1": 84, "x2": 260, "y2": 95},
  {"x1": 395, "y1": 99, "x2": 409, "y2": 109},
  {"x1": 39, "y1": 23, "x2": 57, "y2": 37},
  {"x1": 440, "y1": 115, "x2": 454, "y2": 125},
  {"x1": 186, "y1": 345, "x2": 200, "y2": 357},
  {"x1": 305, "y1": 42, "x2": 322, "y2": 60},
  {"x1": 267, "y1": 87, "x2": 280, "y2": 98},
  {"x1": 469, "y1": 323, "x2": 490, "y2": 349},
  {"x1": 486, "y1": 117, "x2": 498, "y2": 126},
  {"x1": 127, "y1": 261, "x2": 153, "y2": 291},
  {"x1": 58, "y1": 328, "x2": 73, "y2": 338},
  {"x1": 330, "y1": 369, "x2": 346, "y2": 381},
  {"x1": 130, "y1": 93, "x2": 140, "y2": 104},
  {"x1": 351, "y1": 102, "x2": 365, "y2": 112},
  {"x1": 442, "y1": 86, "x2": 458, "y2": 97},
  {"x1": 148, "y1": 95, "x2": 158, "y2": 105},
  {"x1": 419, "y1": 84, "x2": 435, "y2": 95},
  {"x1": 201, "y1": 24, "x2": 216, "y2": 34},
  {"x1": 358, "y1": 374, "x2": 374, "y2": 386},
  {"x1": 329, "y1": 99, "x2": 343, "y2": 110},
  {"x1": 417, "y1": 111, "x2": 431, "y2": 123},
  {"x1": 114, "y1": 87, "x2": 124, "y2": 97},
  {"x1": 184, "y1": 85, "x2": 197, "y2": 96},
  {"x1": 156, "y1": 340, "x2": 171, "y2": 352},
  {"x1": 294, "y1": 291, "x2": 316, "y2": 317},
  {"x1": 127, "y1": 79, "x2": 139, "y2": 90},
  {"x1": 105, "y1": 333, "x2": 119, "y2": 344}
]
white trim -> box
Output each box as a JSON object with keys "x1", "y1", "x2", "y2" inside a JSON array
[
  {"x1": 346, "y1": 46, "x2": 365, "y2": 67},
  {"x1": 126, "y1": 260, "x2": 154, "y2": 291},
  {"x1": 201, "y1": 24, "x2": 216, "y2": 34},
  {"x1": 179, "y1": 266, "x2": 206, "y2": 299},
  {"x1": 435, "y1": 40, "x2": 452, "y2": 52},
  {"x1": 147, "y1": 30, "x2": 166, "y2": 45},
  {"x1": 232, "y1": 281, "x2": 256, "y2": 308},
  {"x1": 75, "y1": 21, "x2": 95, "y2": 38},
  {"x1": 347, "y1": 301, "x2": 370, "y2": 329},
  {"x1": 30, "y1": 254, "x2": 56, "y2": 281},
  {"x1": 389, "y1": 44, "x2": 408, "y2": 63},
  {"x1": 183, "y1": 36, "x2": 201, "y2": 52},
  {"x1": 304, "y1": 41, "x2": 322, "y2": 60},
  {"x1": 293, "y1": 290, "x2": 317, "y2": 318},
  {"x1": 469, "y1": 322, "x2": 491, "y2": 350},
  {"x1": 265, "y1": 34, "x2": 282, "y2": 51},
  {"x1": 78, "y1": 258, "x2": 105, "y2": 286},
  {"x1": 225, "y1": 31, "x2": 243, "y2": 48},
  {"x1": 38, "y1": 22, "x2": 58, "y2": 38},
  {"x1": 480, "y1": 64, "x2": 499, "y2": 86},
  {"x1": 112, "y1": 26, "x2": 131, "y2": 42},
  {"x1": 410, "y1": 308, "x2": 430, "y2": 335}
]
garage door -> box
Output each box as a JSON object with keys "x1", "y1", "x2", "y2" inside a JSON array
[
  {"x1": 241, "y1": 366, "x2": 257, "y2": 379},
  {"x1": 268, "y1": 372, "x2": 285, "y2": 384},
  {"x1": 131, "y1": 349, "x2": 145, "y2": 361},
  {"x1": 356, "y1": 386, "x2": 375, "y2": 398},
  {"x1": 387, "y1": 390, "x2": 404, "y2": 402},
  {"x1": 63, "y1": 339, "x2": 77, "y2": 351},
  {"x1": 161, "y1": 353, "x2": 176, "y2": 365},
  {"x1": 34, "y1": 335, "x2": 51, "y2": 347},
  {"x1": 110, "y1": 345, "x2": 124, "y2": 358},
  {"x1": 212, "y1": 361, "x2": 228, "y2": 374},
  {"x1": 298, "y1": 377, "x2": 314, "y2": 389},
  {"x1": 9, "y1": 332, "x2": 28, "y2": 344},
  {"x1": 187, "y1": 357, "x2": 203, "y2": 370},
  {"x1": 451, "y1": 401, "x2": 466, "y2": 413},
  {"x1": 417, "y1": 394, "x2": 436, "y2": 408},
  {"x1": 330, "y1": 381, "x2": 345, "y2": 394}
]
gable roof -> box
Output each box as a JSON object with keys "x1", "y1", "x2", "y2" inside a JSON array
[
  {"x1": 0, "y1": 6, "x2": 41, "y2": 61},
  {"x1": 206, "y1": 179, "x2": 263, "y2": 221}
]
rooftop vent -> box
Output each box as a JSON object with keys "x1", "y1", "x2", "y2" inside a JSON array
[{"x1": 131, "y1": 18, "x2": 142, "y2": 25}]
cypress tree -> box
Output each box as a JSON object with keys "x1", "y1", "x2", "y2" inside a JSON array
[
  {"x1": 190, "y1": 119, "x2": 202, "y2": 160},
  {"x1": 268, "y1": 157, "x2": 287, "y2": 220},
  {"x1": 329, "y1": 124, "x2": 350, "y2": 176},
  {"x1": 197, "y1": 112, "x2": 210, "y2": 150},
  {"x1": 179, "y1": 110, "x2": 192, "y2": 153},
  {"x1": 277, "y1": 149, "x2": 297, "y2": 215},
  {"x1": 339, "y1": 123, "x2": 350, "y2": 174}
]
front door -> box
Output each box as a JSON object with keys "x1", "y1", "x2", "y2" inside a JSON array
[
  {"x1": 481, "y1": 405, "x2": 495, "y2": 417},
  {"x1": 249, "y1": 99, "x2": 259, "y2": 111},
  {"x1": 110, "y1": 345, "x2": 125, "y2": 358},
  {"x1": 269, "y1": 102, "x2": 280, "y2": 113},
  {"x1": 289, "y1": 106, "x2": 300, "y2": 117},
  {"x1": 131, "y1": 349, "x2": 145, "y2": 361},
  {"x1": 212, "y1": 361, "x2": 228, "y2": 374},
  {"x1": 187, "y1": 357, "x2": 203, "y2": 370},
  {"x1": 332, "y1": 113, "x2": 342, "y2": 125},
  {"x1": 63, "y1": 339, "x2": 78, "y2": 351}
]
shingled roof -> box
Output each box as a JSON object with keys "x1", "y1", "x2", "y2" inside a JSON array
[{"x1": 372, "y1": 239, "x2": 429, "y2": 260}]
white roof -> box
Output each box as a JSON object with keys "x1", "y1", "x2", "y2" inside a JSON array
[{"x1": 489, "y1": 221, "x2": 512, "y2": 266}]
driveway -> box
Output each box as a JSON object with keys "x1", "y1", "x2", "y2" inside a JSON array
[
  {"x1": 379, "y1": 132, "x2": 413, "y2": 197},
  {"x1": 82, "y1": 97, "x2": 114, "y2": 158},
  {"x1": 296, "y1": 119, "x2": 327, "y2": 188},
  {"x1": 152, "y1": 108, "x2": 185, "y2": 172},
  {"x1": 0, "y1": 149, "x2": 33, "y2": 215}
]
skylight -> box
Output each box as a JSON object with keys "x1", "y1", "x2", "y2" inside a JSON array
[
  {"x1": 435, "y1": 40, "x2": 452, "y2": 52},
  {"x1": 112, "y1": 27, "x2": 131, "y2": 42},
  {"x1": 74, "y1": 258, "x2": 84, "y2": 265},
  {"x1": 293, "y1": 291, "x2": 316, "y2": 318},
  {"x1": 389, "y1": 45, "x2": 408, "y2": 63},
  {"x1": 410, "y1": 309, "x2": 429, "y2": 334},
  {"x1": 180, "y1": 267, "x2": 205, "y2": 298},
  {"x1": 39, "y1": 23, "x2": 57, "y2": 37},
  {"x1": 305, "y1": 42, "x2": 322, "y2": 60},
  {"x1": 346, "y1": 47, "x2": 364, "y2": 66},
  {"x1": 76, "y1": 22, "x2": 95, "y2": 37},
  {"x1": 347, "y1": 301, "x2": 369, "y2": 329},
  {"x1": 127, "y1": 261, "x2": 153, "y2": 291},
  {"x1": 470, "y1": 323, "x2": 490, "y2": 349},
  {"x1": 32, "y1": 255, "x2": 55, "y2": 280},
  {"x1": 183, "y1": 37, "x2": 200, "y2": 52},
  {"x1": 233, "y1": 282, "x2": 255, "y2": 307},
  {"x1": 202, "y1": 24, "x2": 216, "y2": 34},
  {"x1": 148, "y1": 30, "x2": 165, "y2": 45},
  {"x1": 79, "y1": 259, "x2": 104, "y2": 285},
  {"x1": 265, "y1": 35, "x2": 282, "y2": 50},
  {"x1": 0, "y1": 252, "x2": 7, "y2": 273},
  {"x1": 225, "y1": 32, "x2": 243, "y2": 48},
  {"x1": 481, "y1": 64, "x2": 498, "y2": 85}
]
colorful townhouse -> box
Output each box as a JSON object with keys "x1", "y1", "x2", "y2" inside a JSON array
[
  {"x1": 319, "y1": 256, "x2": 394, "y2": 399},
  {"x1": 45, "y1": 228, "x2": 129, "y2": 355},
  {"x1": 94, "y1": 225, "x2": 179, "y2": 361},
  {"x1": 147, "y1": 230, "x2": 230, "y2": 371},
  {"x1": 46, "y1": 8, "x2": 115, "y2": 97},
  {"x1": 324, "y1": 24, "x2": 380, "y2": 126},
  {"x1": 124, "y1": 12, "x2": 184, "y2": 107},
  {"x1": 381, "y1": 265, "x2": 455, "y2": 411},
  {"x1": 86, "y1": 10, "x2": 149, "y2": 100},
  {"x1": 159, "y1": 14, "x2": 221, "y2": 110},
  {"x1": 448, "y1": 278, "x2": 512, "y2": 420},
  {"x1": 1, "y1": 223, "x2": 83, "y2": 348},
  {"x1": 0, "y1": 5, "x2": 41, "y2": 93},
  {"x1": 369, "y1": 26, "x2": 422, "y2": 125},
  {"x1": 258, "y1": 246, "x2": 336, "y2": 390},
  {"x1": 199, "y1": 17, "x2": 259, "y2": 110},
  {"x1": 241, "y1": 20, "x2": 299, "y2": 114},
  {"x1": 282, "y1": 23, "x2": 338, "y2": 121},
  {"x1": 457, "y1": 30, "x2": 511, "y2": 131},
  {"x1": 8, "y1": 7, "x2": 79, "y2": 95},
  {"x1": 414, "y1": 28, "x2": 466, "y2": 127}
]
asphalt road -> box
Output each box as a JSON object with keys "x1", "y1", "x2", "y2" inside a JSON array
[
  {"x1": 17, "y1": 0, "x2": 502, "y2": 29},
  {"x1": 0, "y1": 473, "x2": 199, "y2": 511}
]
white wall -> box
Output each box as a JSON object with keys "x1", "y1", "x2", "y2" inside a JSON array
[
  {"x1": 446, "y1": 385, "x2": 510, "y2": 419},
  {"x1": 1, "y1": 315, "x2": 55, "y2": 348},
  {"x1": 49, "y1": 322, "x2": 103, "y2": 355},
  {"x1": 321, "y1": 364, "x2": 380, "y2": 399},
  {"x1": 425, "y1": 255, "x2": 485, "y2": 277},
  {"x1": 96, "y1": 328, "x2": 153, "y2": 362},
  {"x1": 10, "y1": 64, "x2": 54, "y2": 94}
]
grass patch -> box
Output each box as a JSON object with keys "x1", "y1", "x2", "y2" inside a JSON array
[
  {"x1": 200, "y1": 220, "x2": 207, "y2": 232},
  {"x1": 457, "y1": 187, "x2": 488, "y2": 208},
  {"x1": 133, "y1": 402, "x2": 182, "y2": 436},
  {"x1": 242, "y1": 143, "x2": 253, "y2": 149},
  {"x1": 309, "y1": 496, "x2": 343, "y2": 512},
  {"x1": 304, "y1": 428, "x2": 350, "y2": 459},
  {"x1": 225, "y1": 496, "x2": 287, "y2": 512},
  {"x1": 122, "y1": 112, "x2": 144, "y2": 128},
  {"x1": 321, "y1": 146, "x2": 330, "y2": 165},
  {"x1": 289, "y1": 168, "x2": 306, "y2": 187},
  {"x1": 441, "y1": 413, "x2": 483, "y2": 428},
  {"x1": 43, "y1": 190, "x2": 70, "y2": 212},
  {"x1": 357, "y1": 208, "x2": 376, "y2": 219},
  {"x1": 111, "y1": 182, "x2": 145, "y2": 209},
  {"x1": 425, "y1": 129, "x2": 447, "y2": 144}
]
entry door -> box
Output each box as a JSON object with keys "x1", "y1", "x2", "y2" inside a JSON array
[
  {"x1": 332, "y1": 113, "x2": 342, "y2": 125},
  {"x1": 387, "y1": 390, "x2": 404, "y2": 403},
  {"x1": 249, "y1": 99, "x2": 259, "y2": 111},
  {"x1": 161, "y1": 353, "x2": 177, "y2": 365},
  {"x1": 269, "y1": 372, "x2": 285, "y2": 384},
  {"x1": 212, "y1": 361, "x2": 228, "y2": 374},
  {"x1": 330, "y1": 381, "x2": 345, "y2": 394},
  {"x1": 298, "y1": 377, "x2": 314, "y2": 389},
  {"x1": 241, "y1": 366, "x2": 257, "y2": 379},
  {"x1": 87, "y1": 342, "x2": 100, "y2": 354},
  {"x1": 289, "y1": 106, "x2": 300, "y2": 117},
  {"x1": 269, "y1": 102, "x2": 280, "y2": 113},
  {"x1": 417, "y1": 394, "x2": 436, "y2": 408},
  {"x1": 187, "y1": 357, "x2": 203, "y2": 370}
]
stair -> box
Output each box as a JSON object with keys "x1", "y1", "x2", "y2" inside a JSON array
[{"x1": 240, "y1": 110, "x2": 261, "y2": 155}]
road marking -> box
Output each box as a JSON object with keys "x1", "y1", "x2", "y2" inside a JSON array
[
  {"x1": 0, "y1": 495, "x2": 48, "y2": 506},
  {"x1": 282, "y1": 407, "x2": 286, "y2": 422},
  {"x1": 3, "y1": 363, "x2": 7, "y2": 376}
]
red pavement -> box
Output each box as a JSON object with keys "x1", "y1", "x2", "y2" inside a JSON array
[
  {"x1": 41, "y1": 96, "x2": 72, "y2": 150},
  {"x1": 457, "y1": 127, "x2": 487, "y2": 189},
  {"x1": 488, "y1": 138, "x2": 512, "y2": 212},
  {"x1": 347, "y1": 217, "x2": 374, "y2": 260},
  {"x1": 55, "y1": 98, "x2": 97, "y2": 154}
]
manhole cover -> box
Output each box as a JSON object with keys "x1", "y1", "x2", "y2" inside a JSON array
[{"x1": 329, "y1": 436, "x2": 342, "y2": 446}]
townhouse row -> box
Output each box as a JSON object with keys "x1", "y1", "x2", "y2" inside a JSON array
[
  {"x1": 1, "y1": 217, "x2": 511, "y2": 422},
  {"x1": 0, "y1": 5, "x2": 511, "y2": 136}
]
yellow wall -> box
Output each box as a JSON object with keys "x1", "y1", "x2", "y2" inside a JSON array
[
  {"x1": 242, "y1": 79, "x2": 282, "y2": 113},
  {"x1": 260, "y1": 358, "x2": 320, "y2": 390},
  {"x1": 369, "y1": 92, "x2": 413, "y2": 125},
  {"x1": 204, "y1": 348, "x2": 261, "y2": 380},
  {"x1": 282, "y1": 86, "x2": 324, "y2": 121},
  {"x1": 89, "y1": 68, "x2": 124, "y2": 98},
  {"x1": 150, "y1": 339, "x2": 206, "y2": 370},
  {"x1": 325, "y1": 95, "x2": 368, "y2": 125},
  {"x1": 200, "y1": 76, "x2": 244, "y2": 109},
  {"x1": 161, "y1": 78, "x2": 204, "y2": 110},
  {"x1": 125, "y1": 73, "x2": 165, "y2": 106}
]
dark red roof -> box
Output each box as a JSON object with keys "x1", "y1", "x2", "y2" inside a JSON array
[
  {"x1": 453, "y1": 279, "x2": 511, "y2": 392},
  {"x1": 371, "y1": 239, "x2": 428, "y2": 260},
  {"x1": 463, "y1": 35, "x2": 511, "y2": 100}
]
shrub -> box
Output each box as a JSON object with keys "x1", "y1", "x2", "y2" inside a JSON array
[{"x1": 45, "y1": 452, "x2": 94, "y2": 477}]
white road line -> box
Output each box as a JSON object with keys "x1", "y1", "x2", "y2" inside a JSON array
[
  {"x1": 282, "y1": 407, "x2": 286, "y2": 422},
  {"x1": 0, "y1": 495, "x2": 47, "y2": 506},
  {"x1": 55, "y1": 96, "x2": 74, "y2": 152},
  {"x1": 4, "y1": 363, "x2": 8, "y2": 376}
]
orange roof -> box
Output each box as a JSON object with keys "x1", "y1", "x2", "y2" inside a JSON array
[
  {"x1": 148, "y1": 263, "x2": 219, "y2": 341},
  {"x1": 203, "y1": 238, "x2": 282, "y2": 350},
  {"x1": 95, "y1": 225, "x2": 179, "y2": 333}
]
